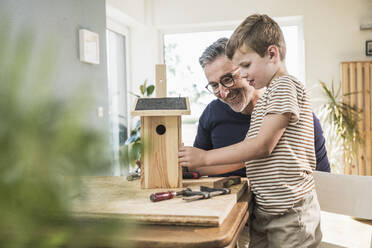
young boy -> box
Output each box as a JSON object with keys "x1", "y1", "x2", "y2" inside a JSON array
[{"x1": 179, "y1": 14, "x2": 322, "y2": 247}]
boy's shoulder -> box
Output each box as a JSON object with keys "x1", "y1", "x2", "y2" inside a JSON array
[
  {"x1": 270, "y1": 75, "x2": 303, "y2": 88},
  {"x1": 266, "y1": 75, "x2": 305, "y2": 95}
]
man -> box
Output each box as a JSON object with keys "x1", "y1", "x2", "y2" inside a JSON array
[{"x1": 192, "y1": 37, "x2": 330, "y2": 176}]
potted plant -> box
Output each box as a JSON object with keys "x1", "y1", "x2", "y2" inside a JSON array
[
  {"x1": 317, "y1": 81, "x2": 363, "y2": 173},
  {"x1": 119, "y1": 80, "x2": 155, "y2": 174}
]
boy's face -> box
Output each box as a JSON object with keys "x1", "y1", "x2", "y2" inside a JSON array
[
  {"x1": 231, "y1": 45, "x2": 277, "y2": 89},
  {"x1": 204, "y1": 55, "x2": 255, "y2": 114}
]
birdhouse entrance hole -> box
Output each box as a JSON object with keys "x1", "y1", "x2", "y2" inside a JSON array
[{"x1": 156, "y1": 124, "x2": 166, "y2": 135}]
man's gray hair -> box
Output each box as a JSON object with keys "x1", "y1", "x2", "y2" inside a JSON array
[{"x1": 199, "y1": 37, "x2": 228, "y2": 69}]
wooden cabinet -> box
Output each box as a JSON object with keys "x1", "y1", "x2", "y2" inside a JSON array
[{"x1": 341, "y1": 61, "x2": 372, "y2": 175}]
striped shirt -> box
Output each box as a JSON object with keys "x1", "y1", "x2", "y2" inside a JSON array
[{"x1": 246, "y1": 75, "x2": 316, "y2": 215}]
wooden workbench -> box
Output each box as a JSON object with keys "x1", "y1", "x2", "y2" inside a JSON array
[{"x1": 72, "y1": 176, "x2": 252, "y2": 248}]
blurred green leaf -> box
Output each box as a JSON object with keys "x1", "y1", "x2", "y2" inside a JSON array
[
  {"x1": 139, "y1": 79, "x2": 147, "y2": 95},
  {"x1": 121, "y1": 80, "x2": 155, "y2": 168},
  {"x1": 318, "y1": 80, "x2": 363, "y2": 172},
  {"x1": 146, "y1": 85, "x2": 155, "y2": 96},
  {"x1": 0, "y1": 20, "x2": 130, "y2": 248}
]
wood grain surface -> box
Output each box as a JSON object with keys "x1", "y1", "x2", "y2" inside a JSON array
[
  {"x1": 141, "y1": 116, "x2": 182, "y2": 188},
  {"x1": 71, "y1": 176, "x2": 248, "y2": 227},
  {"x1": 156, "y1": 64, "x2": 167, "y2": 98},
  {"x1": 183, "y1": 176, "x2": 240, "y2": 188},
  {"x1": 124, "y1": 192, "x2": 251, "y2": 248},
  {"x1": 341, "y1": 61, "x2": 372, "y2": 175}
]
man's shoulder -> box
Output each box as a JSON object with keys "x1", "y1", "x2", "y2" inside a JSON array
[
  {"x1": 208, "y1": 99, "x2": 225, "y2": 108},
  {"x1": 198, "y1": 99, "x2": 221, "y2": 125},
  {"x1": 202, "y1": 99, "x2": 230, "y2": 114}
]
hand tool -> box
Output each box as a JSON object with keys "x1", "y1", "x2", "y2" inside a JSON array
[
  {"x1": 150, "y1": 188, "x2": 193, "y2": 202},
  {"x1": 182, "y1": 166, "x2": 200, "y2": 179},
  {"x1": 215, "y1": 176, "x2": 241, "y2": 188},
  {"x1": 182, "y1": 186, "x2": 231, "y2": 201},
  {"x1": 182, "y1": 176, "x2": 241, "y2": 201}
]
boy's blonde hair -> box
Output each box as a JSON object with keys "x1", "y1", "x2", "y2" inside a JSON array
[{"x1": 226, "y1": 14, "x2": 286, "y2": 61}]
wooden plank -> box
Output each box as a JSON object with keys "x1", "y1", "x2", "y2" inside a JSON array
[
  {"x1": 142, "y1": 116, "x2": 181, "y2": 188},
  {"x1": 131, "y1": 97, "x2": 139, "y2": 116},
  {"x1": 342, "y1": 61, "x2": 372, "y2": 176},
  {"x1": 183, "y1": 177, "x2": 226, "y2": 188},
  {"x1": 356, "y1": 62, "x2": 365, "y2": 175},
  {"x1": 156, "y1": 64, "x2": 167, "y2": 98},
  {"x1": 342, "y1": 63, "x2": 352, "y2": 175},
  {"x1": 72, "y1": 177, "x2": 249, "y2": 227},
  {"x1": 349, "y1": 63, "x2": 358, "y2": 175},
  {"x1": 124, "y1": 191, "x2": 251, "y2": 248},
  {"x1": 364, "y1": 63, "x2": 372, "y2": 176},
  {"x1": 178, "y1": 116, "x2": 182, "y2": 187},
  {"x1": 140, "y1": 116, "x2": 145, "y2": 188},
  {"x1": 368, "y1": 63, "x2": 372, "y2": 176},
  {"x1": 183, "y1": 177, "x2": 241, "y2": 188}
]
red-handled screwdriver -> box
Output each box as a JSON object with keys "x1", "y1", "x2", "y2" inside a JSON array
[
  {"x1": 182, "y1": 166, "x2": 200, "y2": 179},
  {"x1": 150, "y1": 188, "x2": 192, "y2": 202}
]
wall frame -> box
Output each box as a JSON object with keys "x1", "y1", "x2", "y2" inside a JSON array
[{"x1": 366, "y1": 40, "x2": 372, "y2": 56}]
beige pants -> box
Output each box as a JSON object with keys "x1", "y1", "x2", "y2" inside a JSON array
[
  {"x1": 245, "y1": 190, "x2": 322, "y2": 248},
  {"x1": 237, "y1": 224, "x2": 250, "y2": 248}
]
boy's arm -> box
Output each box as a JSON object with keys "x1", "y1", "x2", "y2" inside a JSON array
[
  {"x1": 179, "y1": 113, "x2": 291, "y2": 168},
  {"x1": 192, "y1": 162, "x2": 245, "y2": 176}
]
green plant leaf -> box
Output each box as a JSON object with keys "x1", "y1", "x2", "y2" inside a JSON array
[
  {"x1": 134, "y1": 120, "x2": 141, "y2": 129},
  {"x1": 0, "y1": 23, "x2": 126, "y2": 247},
  {"x1": 318, "y1": 80, "x2": 363, "y2": 172},
  {"x1": 125, "y1": 135, "x2": 137, "y2": 145},
  {"x1": 139, "y1": 79, "x2": 147, "y2": 95},
  {"x1": 132, "y1": 142, "x2": 142, "y2": 161},
  {"x1": 146, "y1": 85, "x2": 155, "y2": 96}
]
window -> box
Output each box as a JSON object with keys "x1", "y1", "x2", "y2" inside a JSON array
[
  {"x1": 107, "y1": 28, "x2": 129, "y2": 175},
  {"x1": 163, "y1": 19, "x2": 305, "y2": 145}
]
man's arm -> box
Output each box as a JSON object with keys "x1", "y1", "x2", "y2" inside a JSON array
[
  {"x1": 192, "y1": 101, "x2": 248, "y2": 176},
  {"x1": 313, "y1": 113, "x2": 331, "y2": 172},
  {"x1": 179, "y1": 113, "x2": 290, "y2": 168},
  {"x1": 193, "y1": 122, "x2": 246, "y2": 175}
]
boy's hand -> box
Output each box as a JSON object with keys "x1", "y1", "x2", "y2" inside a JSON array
[{"x1": 178, "y1": 146, "x2": 206, "y2": 169}]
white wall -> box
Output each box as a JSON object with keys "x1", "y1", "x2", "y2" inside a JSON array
[
  {"x1": 107, "y1": 0, "x2": 372, "y2": 110},
  {"x1": 106, "y1": 0, "x2": 161, "y2": 129},
  {"x1": 2, "y1": 0, "x2": 110, "y2": 130},
  {"x1": 152, "y1": 0, "x2": 372, "y2": 110},
  {"x1": 107, "y1": 0, "x2": 146, "y2": 24}
]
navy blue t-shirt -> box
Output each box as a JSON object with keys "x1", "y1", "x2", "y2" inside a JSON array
[{"x1": 194, "y1": 99, "x2": 330, "y2": 177}]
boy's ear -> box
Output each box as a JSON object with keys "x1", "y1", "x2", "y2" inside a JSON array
[
  {"x1": 269, "y1": 51, "x2": 275, "y2": 59},
  {"x1": 267, "y1": 45, "x2": 279, "y2": 61}
]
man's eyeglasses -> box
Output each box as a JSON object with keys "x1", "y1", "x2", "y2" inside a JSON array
[{"x1": 205, "y1": 68, "x2": 239, "y2": 94}]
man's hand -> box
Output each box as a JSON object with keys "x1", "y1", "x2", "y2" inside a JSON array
[{"x1": 178, "y1": 146, "x2": 207, "y2": 169}]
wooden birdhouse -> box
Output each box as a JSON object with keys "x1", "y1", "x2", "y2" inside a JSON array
[{"x1": 131, "y1": 65, "x2": 190, "y2": 189}]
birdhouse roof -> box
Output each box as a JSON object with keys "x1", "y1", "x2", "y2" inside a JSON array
[{"x1": 131, "y1": 97, "x2": 191, "y2": 116}]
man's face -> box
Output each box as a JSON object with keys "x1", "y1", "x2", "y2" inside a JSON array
[
  {"x1": 231, "y1": 45, "x2": 276, "y2": 90},
  {"x1": 204, "y1": 55, "x2": 255, "y2": 114}
]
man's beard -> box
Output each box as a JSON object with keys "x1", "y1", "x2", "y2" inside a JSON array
[{"x1": 221, "y1": 89, "x2": 248, "y2": 113}]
